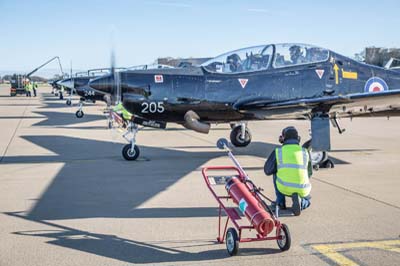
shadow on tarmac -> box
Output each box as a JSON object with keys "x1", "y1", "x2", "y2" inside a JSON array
[
  {"x1": 32, "y1": 111, "x2": 105, "y2": 127},
  {"x1": 2, "y1": 135, "x2": 350, "y2": 221},
  {"x1": 6, "y1": 212, "x2": 280, "y2": 264},
  {"x1": 2, "y1": 95, "x2": 351, "y2": 263},
  {"x1": 3, "y1": 135, "x2": 288, "y2": 263}
]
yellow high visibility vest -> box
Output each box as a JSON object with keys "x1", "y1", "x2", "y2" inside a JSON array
[
  {"x1": 113, "y1": 103, "x2": 132, "y2": 120},
  {"x1": 275, "y1": 144, "x2": 311, "y2": 198}
]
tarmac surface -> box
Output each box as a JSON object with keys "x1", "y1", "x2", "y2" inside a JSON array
[{"x1": 0, "y1": 84, "x2": 399, "y2": 266}]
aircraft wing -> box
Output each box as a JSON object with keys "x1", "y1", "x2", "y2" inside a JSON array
[{"x1": 234, "y1": 89, "x2": 400, "y2": 119}]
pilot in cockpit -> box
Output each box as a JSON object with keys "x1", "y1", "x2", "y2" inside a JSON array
[
  {"x1": 289, "y1": 45, "x2": 306, "y2": 65},
  {"x1": 226, "y1": 53, "x2": 242, "y2": 72}
]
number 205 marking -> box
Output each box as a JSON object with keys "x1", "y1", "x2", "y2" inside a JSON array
[{"x1": 141, "y1": 102, "x2": 165, "y2": 113}]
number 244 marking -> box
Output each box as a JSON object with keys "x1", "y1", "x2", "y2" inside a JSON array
[{"x1": 141, "y1": 102, "x2": 165, "y2": 113}]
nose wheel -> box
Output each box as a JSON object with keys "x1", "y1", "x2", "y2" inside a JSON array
[
  {"x1": 66, "y1": 99, "x2": 72, "y2": 106},
  {"x1": 230, "y1": 123, "x2": 252, "y2": 147},
  {"x1": 75, "y1": 102, "x2": 84, "y2": 118},
  {"x1": 122, "y1": 122, "x2": 141, "y2": 161},
  {"x1": 75, "y1": 110, "x2": 84, "y2": 118},
  {"x1": 122, "y1": 144, "x2": 140, "y2": 160}
]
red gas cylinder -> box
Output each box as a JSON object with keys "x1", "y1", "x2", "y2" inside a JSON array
[{"x1": 226, "y1": 176, "x2": 274, "y2": 236}]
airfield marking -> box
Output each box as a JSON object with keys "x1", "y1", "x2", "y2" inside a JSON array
[{"x1": 310, "y1": 239, "x2": 400, "y2": 266}]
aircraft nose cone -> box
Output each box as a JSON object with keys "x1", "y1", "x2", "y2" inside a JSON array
[
  {"x1": 57, "y1": 78, "x2": 74, "y2": 89},
  {"x1": 89, "y1": 74, "x2": 114, "y2": 94}
]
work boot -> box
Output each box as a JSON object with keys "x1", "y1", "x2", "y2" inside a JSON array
[{"x1": 291, "y1": 193, "x2": 301, "y2": 216}]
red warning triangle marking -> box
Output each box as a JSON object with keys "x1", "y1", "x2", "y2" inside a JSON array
[
  {"x1": 238, "y1": 78, "x2": 248, "y2": 88},
  {"x1": 315, "y1": 69, "x2": 324, "y2": 79}
]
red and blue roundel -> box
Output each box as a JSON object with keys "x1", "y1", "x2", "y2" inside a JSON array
[{"x1": 364, "y1": 77, "x2": 388, "y2": 93}]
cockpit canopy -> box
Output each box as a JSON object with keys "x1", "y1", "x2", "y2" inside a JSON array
[{"x1": 202, "y1": 43, "x2": 329, "y2": 74}]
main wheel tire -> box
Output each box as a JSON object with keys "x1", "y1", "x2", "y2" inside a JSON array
[
  {"x1": 302, "y1": 139, "x2": 327, "y2": 167},
  {"x1": 122, "y1": 144, "x2": 140, "y2": 161},
  {"x1": 323, "y1": 159, "x2": 334, "y2": 169},
  {"x1": 66, "y1": 99, "x2": 72, "y2": 106},
  {"x1": 277, "y1": 224, "x2": 291, "y2": 251},
  {"x1": 75, "y1": 110, "x2": 84, "y2": 118},
  {"x1": 226, "y1": 228, "x2": 239, "y2": 256},
  {"x1": 230, "y1": 126, "x2": 252, "y2": 147}
]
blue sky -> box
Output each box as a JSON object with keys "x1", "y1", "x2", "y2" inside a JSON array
[{"x1": 0, "y1": 0, "x2": 399, "y2": 72}]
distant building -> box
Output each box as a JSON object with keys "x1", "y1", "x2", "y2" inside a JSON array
[{"x1": 157, "y1": 57, "x2": 212, "y2": 68}]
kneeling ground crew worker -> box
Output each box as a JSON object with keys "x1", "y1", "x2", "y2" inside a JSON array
[
  {"x1": 264, "y1": 126, "x2": 312, "y2": 216},
  {"x1": 113, "y1": 102, "x2": 133, "y2": 123}
]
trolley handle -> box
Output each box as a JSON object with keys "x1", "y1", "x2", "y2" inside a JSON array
[{"x1": 216, "y1": 138, "x2": 250, "y2": 180}]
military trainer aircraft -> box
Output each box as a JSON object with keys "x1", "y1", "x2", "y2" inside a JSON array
[
  {"x1": 57, "y1": 68, "x2": 126, "y2": 118},
  {"x1": 59, "y1": 65, "x2": 174, "y2": 118},
  {"x1": 88, "y1": 43, "x2": 400, "y2": 161}
]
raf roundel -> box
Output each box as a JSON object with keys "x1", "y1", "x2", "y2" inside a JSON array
[{"x1": 364, "y1": 77, "x2": 388, "y2": 93}]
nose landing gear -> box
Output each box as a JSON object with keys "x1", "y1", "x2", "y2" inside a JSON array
[
  {"x1": 122, "y1": 122, "x2": 140, "y2": 161},
  {"x1": 75, "y1": 100, "x2": 84, "y2": 118}
]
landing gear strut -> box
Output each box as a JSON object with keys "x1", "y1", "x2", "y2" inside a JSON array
[
  {"x1": 75, "y1": 101, "x2": 84, "y2": 118},
  {"x1": 230, "y1": 122, "x2": 252, "y2": 147},
  {"x1": 122, "y1": 122, "x2": 140, "y2": 161}
]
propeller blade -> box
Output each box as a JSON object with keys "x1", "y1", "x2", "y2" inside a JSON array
[{"x1": 110, "y1": 48, "x2": 121, "y2": 105}]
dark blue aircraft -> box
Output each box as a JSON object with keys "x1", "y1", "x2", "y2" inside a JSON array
[
  {"x1": 59, "y1": 65, "x2": 174, "y2": 118},
  {"x1": 89, "y1": 43, "x2": 400, "y2": 161}
]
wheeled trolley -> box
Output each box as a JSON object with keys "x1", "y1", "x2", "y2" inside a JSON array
[{"x1": 202, "y1": 139, "x2": 291, "y2": 256}]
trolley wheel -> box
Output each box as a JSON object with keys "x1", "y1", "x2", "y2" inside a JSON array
[
  {"x1": 75, "y1": 110, "x2": 84, "y2": 118},
  {"x1": 277, "y1": 224, "x2": 291, "y2": 251},
  {"x1": 226, "y1": 228, "x2": 239, "y2": 256},
  {"x1": 66, "y1": 99, "x2": 72, "y2": 106},
  {"x1": 122, "y1": 144, "x2": 140, "y2": 161},
  {"x1": 230, "y1": 126, "x2": 252, "y2": 147}
]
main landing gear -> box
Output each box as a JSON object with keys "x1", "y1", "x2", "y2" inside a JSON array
[
  {"x1": 122, "y1": 122, "x2": 140, "y2": 161},
  {"x1": 302, "y1": 139, "x2": 334, "y2": 170},
  {"x1": 229, "y1": 122, "x2": 252, "y2": 147}
]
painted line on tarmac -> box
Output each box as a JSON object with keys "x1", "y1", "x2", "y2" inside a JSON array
[
  {"x1": 313, "y1": 177, "x2": 400, "y2": 210},
  {"x1": 307, "y1": 239, "x2": 400, "y2": 266}
]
